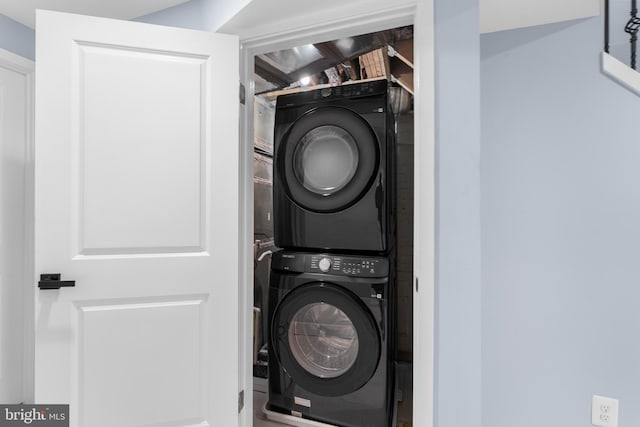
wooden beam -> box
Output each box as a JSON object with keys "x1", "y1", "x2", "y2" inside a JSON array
[
  {"x1": 254, "y1": 56, "x2": 291, "y2": 88},
  {"x1": 312, "y1": 42, "x2": 344, "y2": 61}
]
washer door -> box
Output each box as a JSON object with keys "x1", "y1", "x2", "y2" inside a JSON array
[
  {"x1": 278, "y1": 106, "x2": 379, "y2": 213},
  {"x1": 271, "y1": 282, "x2": 380, "y2": 397}
]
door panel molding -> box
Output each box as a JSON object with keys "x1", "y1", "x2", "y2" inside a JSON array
[
  {"x1": 74, "y1": 295, "x2": 208, "y2": 427},
  {"x1": 72, "y1": 42, "x2": 209, "y2": 257}
]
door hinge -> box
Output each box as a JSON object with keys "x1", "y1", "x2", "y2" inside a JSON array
[
  {"x1": 238, "y1": 389, "x2": 245, "y2": 413},
  {"x1": 239, "y1": 82, "x2": 246, "y2": 105},
  {"x1": 415, "y1": 277, "x2": 419, "y2": 293}
]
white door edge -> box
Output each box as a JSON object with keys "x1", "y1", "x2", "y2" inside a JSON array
[
  {"x1": 411, "y1": 3, "x2": 436, "y2": 427},
  {"x1": 22, "y1": 55, "x2": 36, "y2": 407},
  {"x1": 235, "y1": 3, "x2": 435, "y2": 427},
  {"x1": 0, "y1": 47, "x2": 35, "y2": 405}
]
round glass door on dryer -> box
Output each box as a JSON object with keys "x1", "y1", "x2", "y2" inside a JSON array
[
  {"x1": 273, "y1": 80, "x2": 395, "y2": 253},
  {"x1": 267, "y1": 250, "x2": 396, "y2": 427}
]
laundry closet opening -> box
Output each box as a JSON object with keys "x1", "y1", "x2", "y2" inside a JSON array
[{"x1": 250, "y1": 24, "x2": 414, "y2": 427}]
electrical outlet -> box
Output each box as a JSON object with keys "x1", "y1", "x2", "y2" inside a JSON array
[{"x1": 592, "y1": 395, "x2": 619, "y2": 427}]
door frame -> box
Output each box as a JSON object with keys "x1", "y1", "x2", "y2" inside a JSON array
[
  {"x1": 235, "y1": 2, "x2": 435, "y2": 426},
  {"x1": 0, "y1": 47, "x2": 35, "y2": 404}
]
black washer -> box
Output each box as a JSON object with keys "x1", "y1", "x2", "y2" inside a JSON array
[
  {"x1": 267, "y1": 250, "x2": 396, "y2": 427},
  {"x1": 271, "y1": 282, "x2": 380, "y2": 396}
]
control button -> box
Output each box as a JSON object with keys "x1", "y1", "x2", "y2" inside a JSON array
[{"x1": 318, "y1": 257, "x2": 332, "y2": 272}]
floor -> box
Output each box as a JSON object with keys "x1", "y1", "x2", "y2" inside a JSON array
[
  {"x1": 253, "y1": 390, "x2": 295, "y2": 427},
  {"x1": 252, "y1": 362, "x2": 413, "y2": 427}
]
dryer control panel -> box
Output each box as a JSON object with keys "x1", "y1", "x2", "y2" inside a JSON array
[
  {"x1": 272, "y1": 251, "x2": 389, "y2": 278},
  {"x1": 315, "y1": 81, "x2": 386, "y2": 100},
  {"x1": 278, "y1": 80, "x2": 388, "y2": 108}
]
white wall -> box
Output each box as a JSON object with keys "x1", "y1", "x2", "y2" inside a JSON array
[
  {"x1": 480, "y1": 0, "x2": 600, "y2": 33},
  {"x1": 218, "y1": 0, "x2": 414, "y2": 40}
]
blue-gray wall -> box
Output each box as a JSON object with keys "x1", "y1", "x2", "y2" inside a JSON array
[
  {"x1": 134, "y1": 0, "x2": 213, "y2": 30},
  {"x1": 435, "y1": 0, "x2": 482, "y2": 427},
  {"x1": 481, "y1": 17, "x2": 640, "y2": 427},
  {"x1": 0, "y1": 14, "x2": 34, "y2": 60},
  {"x1": 134, "y1": 0, "x2": 249, "y2": 32}
]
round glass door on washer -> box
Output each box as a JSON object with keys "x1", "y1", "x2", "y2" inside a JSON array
[
  {"x1": 267, "y1": 250, "x2": 396, "y2": 427},
  {"x1": 273, "y1": 80, "x2": 396, "y2": 253}
]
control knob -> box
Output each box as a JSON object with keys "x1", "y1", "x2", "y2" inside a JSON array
[{"x1": 318, "y1": 257, "x2": 332, "y2": 272}]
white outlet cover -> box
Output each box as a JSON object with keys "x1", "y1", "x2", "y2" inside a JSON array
[{"x1": 592, "y1": 395, "x2": 619, "y2": 427}]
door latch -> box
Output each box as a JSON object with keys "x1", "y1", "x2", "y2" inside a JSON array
[
  {"x1": 38, "y1": 273, "x2": 76, "y2": 290},
  {"x1": 239, "y1": 82, "x2": 246, "y2": 105},
  {"x1": 238, "y1": 389, "x2": 244, "y2": 413}
]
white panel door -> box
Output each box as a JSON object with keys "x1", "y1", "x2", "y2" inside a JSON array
[
  {"x1": 35, "y1": 11, "x2": 239, "y2": 427},
  {"x1": 0, "y1": 48, "x2": 33, "y2": 404}
]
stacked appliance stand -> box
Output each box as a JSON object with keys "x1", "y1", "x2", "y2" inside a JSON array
[{"x1": 267, "y1": 80, "x2": 398, "y2": 427}]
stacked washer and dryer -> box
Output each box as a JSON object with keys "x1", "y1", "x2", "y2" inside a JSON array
[{"x1": 267, "y1": 79, "x2": 397, "y2": 427}]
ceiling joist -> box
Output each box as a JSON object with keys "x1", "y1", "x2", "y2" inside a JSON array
[{"x1": 254, "y1": 56, "x2": 291, "y2": 88}]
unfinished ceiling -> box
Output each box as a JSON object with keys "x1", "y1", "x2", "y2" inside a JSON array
[{"x1": 254, "y1": 25, "x2": 413, "y2": 95}]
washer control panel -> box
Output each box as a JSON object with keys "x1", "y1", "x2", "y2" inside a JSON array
[
  {"x1": 272, "y1": 251, "x2": 389, "y2": 278},
  {"x1": 307, "y1": 254, "x2": 388, "y2": 278}
]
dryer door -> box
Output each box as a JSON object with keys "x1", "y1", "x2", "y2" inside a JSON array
[
  {"x1": 278, "y1": 106, "x2": 379, "y2": 213},
  {"x1": 271, "y1": 282, "x2": 380, "y2": 397}
]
